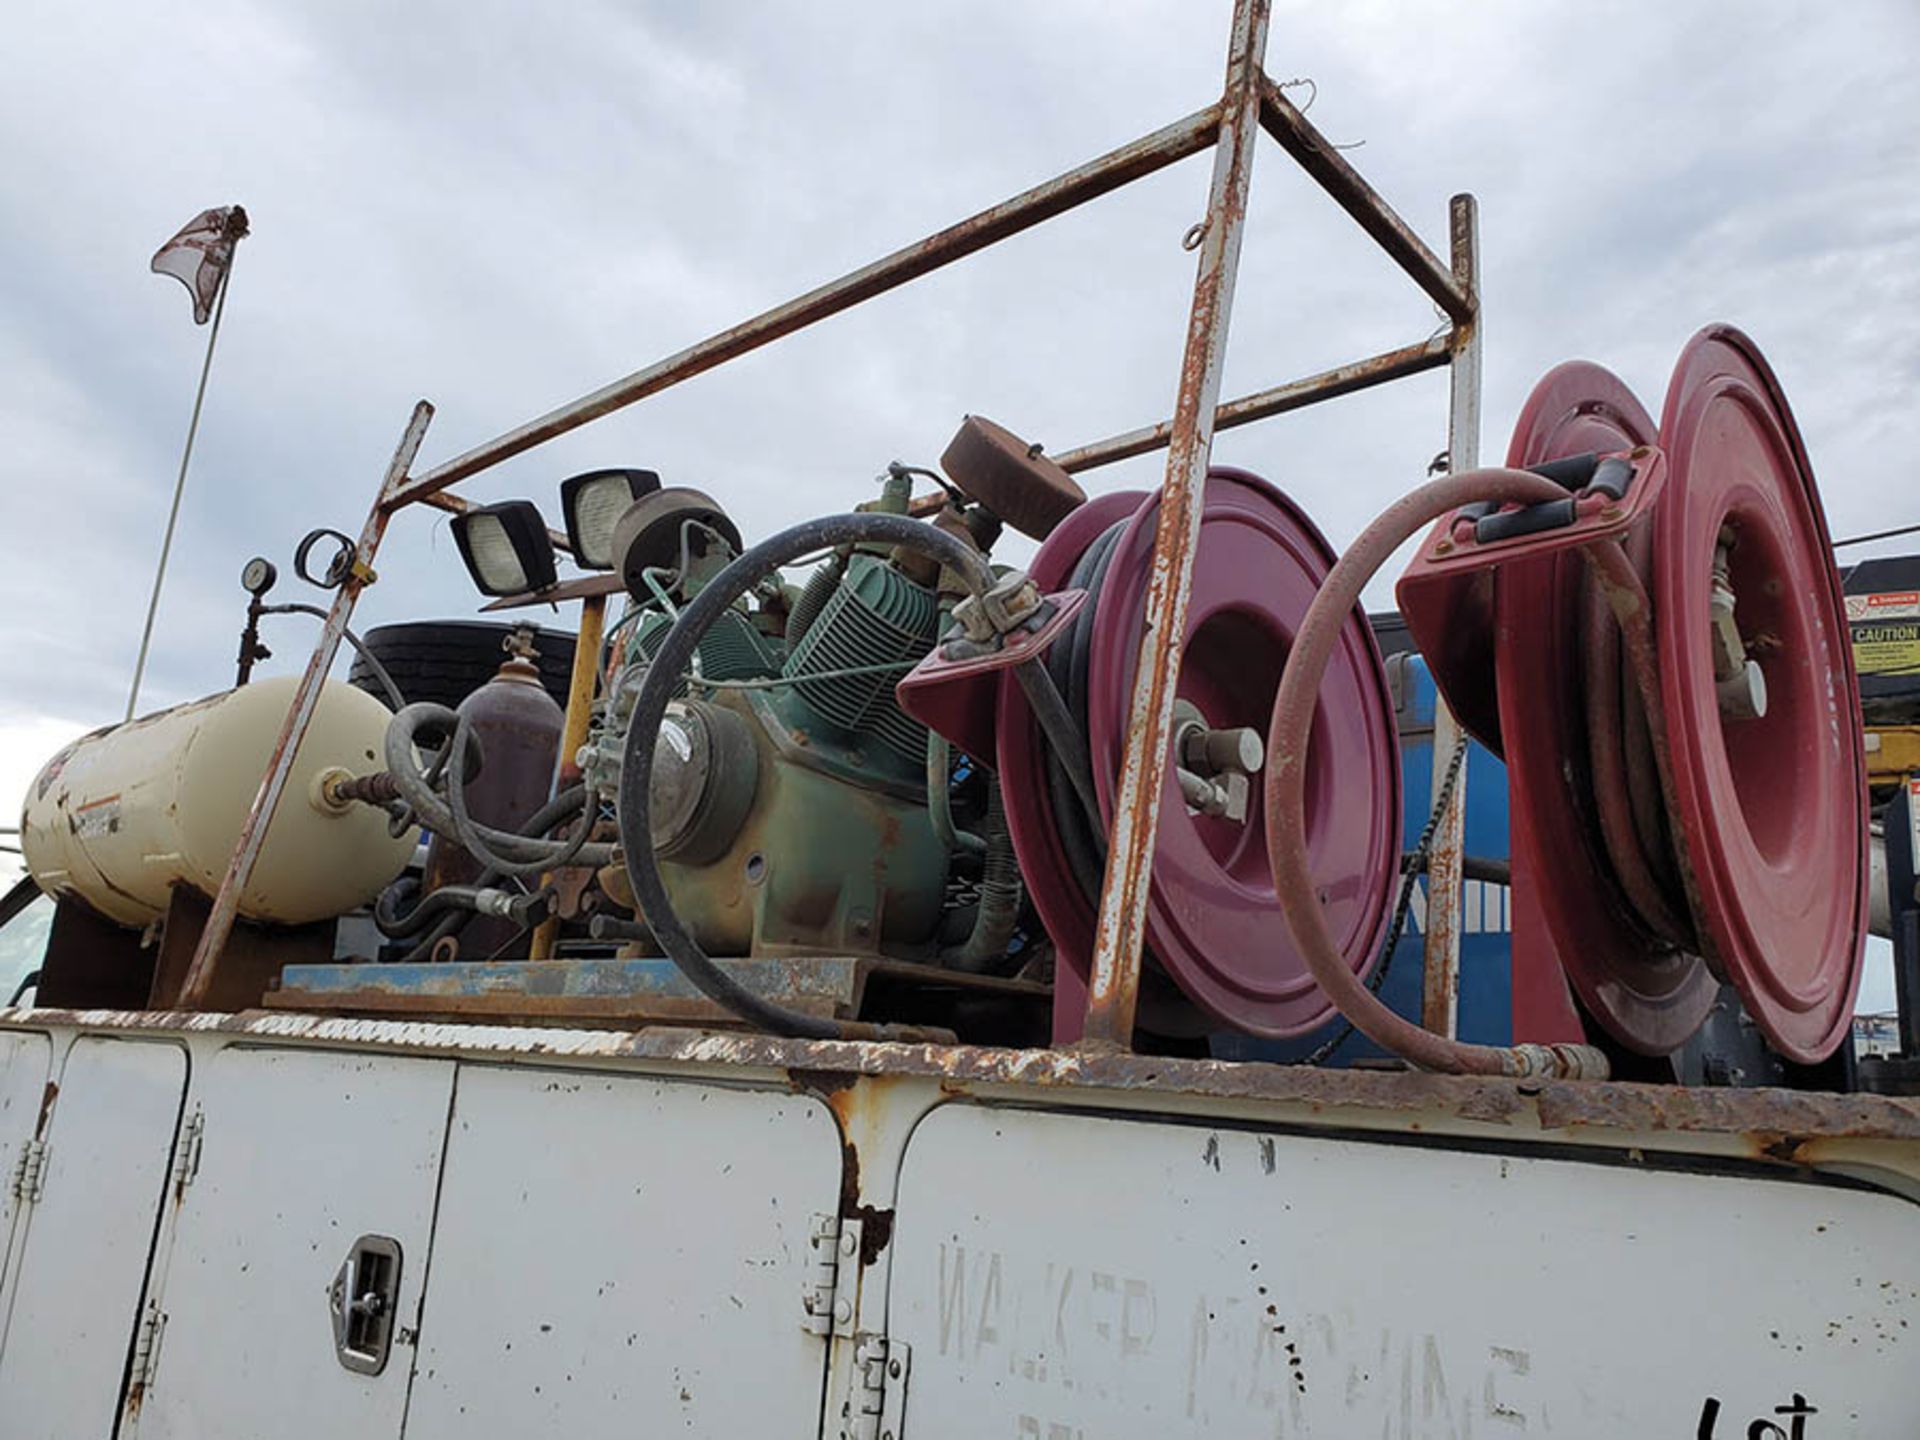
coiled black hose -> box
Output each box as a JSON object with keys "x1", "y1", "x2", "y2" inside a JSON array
[
  {"x1": 1041, "y1": 516, "x2": 1129, "y2": 904},
  {"x1": 617, "y1": 510, "x2": 1090, "y2": 1040}
]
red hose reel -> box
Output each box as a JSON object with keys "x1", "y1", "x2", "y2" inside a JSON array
[
  {"x1": 1399, "y1": 326, "x2": 1869, "y2": 1063},
  {"x1": 901, "y1": 467, "x2": 1401, "y2": 1044}
]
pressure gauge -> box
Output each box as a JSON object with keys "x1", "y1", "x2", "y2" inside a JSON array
[{"x1": 241, "y1": 556, "x2": 278, "y2": 597}]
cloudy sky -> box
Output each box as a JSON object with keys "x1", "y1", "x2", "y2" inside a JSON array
[{"x1": 2, "y1": 2, "x2": 1915, "y2": 1001}]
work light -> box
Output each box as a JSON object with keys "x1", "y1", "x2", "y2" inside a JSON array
[
  {"x1": 450, "y1": 501, "x2": 558, "y2": 597},
  {"x1": 560, "y1": 468, "x2": 661, "y2": 570}
]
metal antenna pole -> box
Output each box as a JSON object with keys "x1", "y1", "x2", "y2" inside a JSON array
[{"x1": 126, "y1": 255, "x2": 236, "y2": 722}]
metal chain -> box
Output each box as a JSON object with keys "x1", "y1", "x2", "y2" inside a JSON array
[{"x1": 1302, "y1": 731, "x2": 1470, "y2": 1066}]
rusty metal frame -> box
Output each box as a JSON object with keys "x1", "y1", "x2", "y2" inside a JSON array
[{"x1": 179, "y1": 0, "x2": 1483, "y2": 1044}]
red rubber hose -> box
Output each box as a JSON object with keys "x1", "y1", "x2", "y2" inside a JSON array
[{"x1": 1265, "y1": 468, "x2": 1612, "y2": 1080}]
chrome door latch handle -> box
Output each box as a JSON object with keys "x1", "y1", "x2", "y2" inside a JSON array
[{"x1": 328, "y1": 1234, "x2": 403, "y2": 1375}]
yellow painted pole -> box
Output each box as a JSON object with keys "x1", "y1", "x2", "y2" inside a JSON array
[{"x1": 529, "y1": 591, "x2": 608, "y2": 960}]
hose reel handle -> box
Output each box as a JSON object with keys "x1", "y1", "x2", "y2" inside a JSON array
[{"x1": 1453, "y1": 450, "x2": 1646, "y2": 546}]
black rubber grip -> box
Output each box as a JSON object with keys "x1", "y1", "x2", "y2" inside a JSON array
[
  {"x1": 1475, "y1": 496, "x2": 1578, "y2": 544},
  {"x1": 1587, "y1": 455, "x2": 1635, "y2": 501},
  {"x1": 1526, "y1": 452, "x2": 1600, "y2": 490}
]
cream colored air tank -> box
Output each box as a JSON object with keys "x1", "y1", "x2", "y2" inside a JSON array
[{"x1": 21, "y1": 676, "x2": 414, "y2": 928}]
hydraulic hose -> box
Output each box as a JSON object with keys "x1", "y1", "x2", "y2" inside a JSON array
[
  {"x1": 375, "y1": 881, "x2": 529, "y2": 939},
  {"x1": 373, "y1": 786, "x2": 592, "y2": 956},
  {"x1": 942, "y1": 779, "x2": 1024, "y2": 974},
  {"x1": 1265, "y1": 468, "x2": 1613, "y2": 1080},
  {"x1": 259, "y1": 602, "x2": 406, "y2": 711},
  {"x1": 926, "y1": 732, "x2": 986, "y2": 857},
  {"x1": 618, "y1": 510, "x2": 1070, "y2": 1041}
]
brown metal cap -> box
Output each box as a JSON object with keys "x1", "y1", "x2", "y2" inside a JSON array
[
  {"x1": 614, "y1": 487, "x2": 744, "y2": 598},
  {"x1": 940, "y1": 415, "x2": 1086, "y2": 540}
]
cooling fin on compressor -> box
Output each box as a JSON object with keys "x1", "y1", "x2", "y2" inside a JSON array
[{"x1": 779, "y1": 553, "x2": 940, "y2": 773}]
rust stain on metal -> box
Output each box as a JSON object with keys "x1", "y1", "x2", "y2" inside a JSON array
[
  {"x1": 800, "y1": 1070, "x2": 901, "y2": 1266},
  {"x1": 34, "y1": 1078, "x2": 57, "y2": 1133},
  {"x1": 11, "y1": 1007, "x2": 1920, "y2": 1147},
  {"x1": 1530, "y1": 1080, "x2": 1920, "y2": 1146},
  {"x1": 1751, "y1": 1133, "x2": 1814, "y2": 1167},
  {"x1": 326, "y1": 771, "x2": 401, "y2": 808},
  {"x1": 1420, "y1": 706, "x2": 1466, "y2": 1038},
  {"x1": 852, "y1": 1202, "x2": 895, "y2": 1266}
]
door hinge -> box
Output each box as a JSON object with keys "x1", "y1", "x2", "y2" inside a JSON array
[
  {"x1": 129, "y1": 1300, "x2": 167, "y2": 1393},
  {"x1": 8, "y1": 1138, "x2": 48, "y2": 1204},
  {"x1": 168, "y1": 1109, "x2": 205, "y2": 1197},
  {"x1": 839, "y1": 1333, "x2": 909, "y2": 1440},
  {"x1": 800, "y1": 1211, "x2": 862, "y2": 1338}
]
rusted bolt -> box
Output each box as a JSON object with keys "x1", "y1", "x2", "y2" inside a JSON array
[
  {"x1": 1434, "y1": 539, "x2": 1454, "y2": 555},
  {"x1": 1599, "y1": 505, "x2": 1623, "y2": 522},
  {"x1": 1182, "y1": 220, "x2": 1208, "y2": 251}
]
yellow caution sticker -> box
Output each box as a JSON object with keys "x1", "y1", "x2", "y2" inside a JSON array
[{"x1": 1854, "y1": 619, "x2": 1920, "y2": 676}]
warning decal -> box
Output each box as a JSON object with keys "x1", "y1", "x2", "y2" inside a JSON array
[
  {"x1": 1847, "y1": 590, "x2": 1920, "y2": 621},
  {"x1": 1854, "y1": 619, "x2": 1920, "y2": 677}
]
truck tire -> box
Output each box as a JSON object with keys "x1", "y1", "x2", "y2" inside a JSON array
[{"x1": 348, "y1": 621, "x2": 578, "y2": 711}]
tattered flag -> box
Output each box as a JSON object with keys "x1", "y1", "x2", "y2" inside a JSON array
[{"x1": 150, "y1": 205, "x2": 249, "y2": 323}]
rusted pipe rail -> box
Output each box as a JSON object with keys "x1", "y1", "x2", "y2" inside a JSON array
[
  {"x1": 387, "y1": 106, "x2": 1224, "y2": 510},
  {"x1": 1422, "y1": 196, "x2": 1482, "y2": 1039},
  {"x1": 1257, "y1": 77, "x2": 1473, "y2": 326},
  {"x1": 1080, "y1": 0, "x2": 1270, "y2": 1050},
  {"x1": 1051, "y1": 333, "x2": 1449, "y2": 474},
  {"x1": 180, "y1": 402, "x2": 435, "y2": 1003}
]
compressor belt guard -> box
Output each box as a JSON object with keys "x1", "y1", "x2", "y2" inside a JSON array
[
  {"x1": 1395, "y1": 325, "x2": 1868, "y2": 1064},
  {"x1": 924, "y1": 469, "x2": 1402, "y2": 1043}
]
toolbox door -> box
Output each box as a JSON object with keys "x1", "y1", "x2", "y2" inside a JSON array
[
  {"x1": 401, "y1": 1063, "x2": 845, "y2": 1440},
  {"x1": 127, "y1": 1045, "x2": 455, "y2": 1440},
  {"x1": 0, "y1": 1035, "x2": 183, "y2": 1440},
  {"x1": 883, "y1": 1103, "x2": 1920, "y2": 1437}
]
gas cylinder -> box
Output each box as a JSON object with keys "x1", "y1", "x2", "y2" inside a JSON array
[{"x1": 422, "y1": 627, "x2": 566, "y2": 956}]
